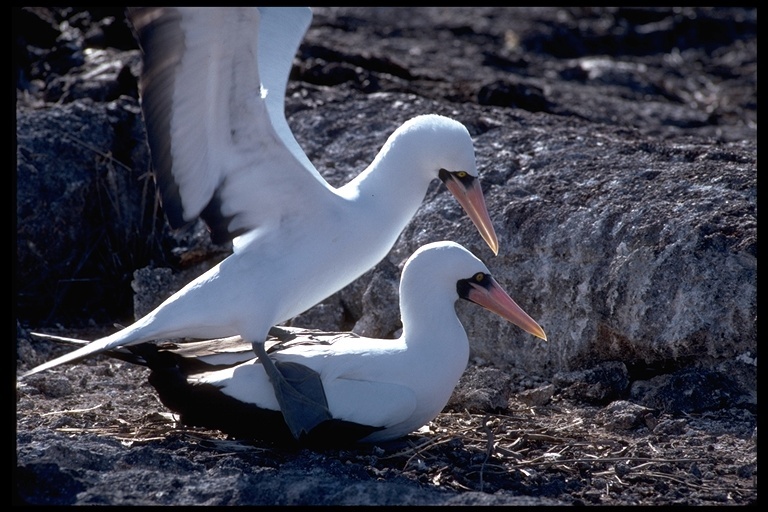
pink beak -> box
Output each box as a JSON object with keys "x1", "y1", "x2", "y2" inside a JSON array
[
  {"x1": 467, "y1": 276, "x2": 547, "y2": 341},
  {"x1": 442, "y1": 174, "x2": 499, "y2": 255}
]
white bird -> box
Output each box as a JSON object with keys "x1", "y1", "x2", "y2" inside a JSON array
[
  {"x1": 19, "y1": 7, "x2": 501, "y2": 439},
  {"x1": 27, "y1": 241, "x2": 547, "y2": 445}
]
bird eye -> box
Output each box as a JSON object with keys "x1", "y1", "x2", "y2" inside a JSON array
[
  {"x1": 474, "y1": 272, "x2": 484, "y2": 282},
  {"x1": 456, "y1": 171, "x2": 467, "y2": 178}
]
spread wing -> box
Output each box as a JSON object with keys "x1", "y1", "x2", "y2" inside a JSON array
[{"x1": 127, "y1": 7, "x2": 335, "y2": 244}]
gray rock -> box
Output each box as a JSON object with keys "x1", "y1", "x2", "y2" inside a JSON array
[
  {"x1": 517, "y1": 384, "x2": 555, "y2": 407},
  {"x1": 630, "y1": 367, "x2": 752, "y2": 413},
  {"x1": 554, "y1": 361, "x2": 630, "y2": 404},
  {"x1": 596, "y1": 399, "x2": 654, "y2": 431},
  {"x1": 447, "y1": 366, "x2": 513, "y2": 412}
]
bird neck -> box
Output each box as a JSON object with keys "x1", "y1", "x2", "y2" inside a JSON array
[
  {"x1": 399, "y1": 298, "x2": 471, "y2": 398},
  {"x1": 401, "y1": 292, "x2": 468, "y2": 348},
  {"x1": 339, "y1": 132, "x2": 437, "y2": 220}
]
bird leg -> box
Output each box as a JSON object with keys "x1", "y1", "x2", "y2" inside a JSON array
[{"x1": 252, "y1": 341, "x2": 332, "y2": 440}]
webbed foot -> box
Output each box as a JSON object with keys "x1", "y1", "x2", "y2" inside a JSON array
[{"x1": 252, "y1": 341, "x2": 332, "y2": 440}]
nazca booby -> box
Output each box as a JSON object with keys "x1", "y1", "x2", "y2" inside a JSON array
[
  {"x1": 20, "y1": 7, "x2": 501, "y2": 440},
  {"x1": 27, "y1": 241, "x2": 547, "y2": 445}
]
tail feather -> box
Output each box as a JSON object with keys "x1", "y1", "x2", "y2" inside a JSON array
[
  {"x1": 20, "y1": 332, "x2": 258, "y2": 377},
  {"x1": 26, "y1": 332, "x2": 149, "y2": 367},
  {"x1": 28, "y1": 331, "x2": 90, "y2": 346},
  {"x1": 19, "y1": 330, "x2": 143, "y2": 379},
  {"x1": 19, "y1": 325, "x2": 349, "y2": 379}
]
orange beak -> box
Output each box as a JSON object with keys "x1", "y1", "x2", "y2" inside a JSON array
[
  {"x1": 467, "y1": 276, "x2": 547, "y2": 341},
  {"x1": 440, "y1": 171, "x2": 499, "y2": 255}
]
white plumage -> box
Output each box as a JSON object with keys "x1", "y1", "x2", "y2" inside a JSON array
[
  {"x1": 20, "y1": 7, "x2": 499, "y2": 381},
  {"x1": 29, "y1": 242, "x2": 546, "y2": 444}
]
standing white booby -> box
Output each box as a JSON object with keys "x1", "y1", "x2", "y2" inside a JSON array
[
  {"x1": 19, "y1": 7, "x2": 501, "y2": 439},
  {"x1": 26, "y1": 241, "x2": 547, "y2": 445}
]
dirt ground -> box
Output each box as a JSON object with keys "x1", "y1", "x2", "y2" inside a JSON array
[{"x1": 16, "y1": 327, "x2": 757, "y2": 506}]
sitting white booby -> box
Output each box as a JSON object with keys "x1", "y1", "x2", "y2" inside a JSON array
[
  {"x1": 26, "y1": 241, "x2": 547, "y2": 445},
  {"x1": 19, "y1": 8, "x2": 501, "y2": 439}
]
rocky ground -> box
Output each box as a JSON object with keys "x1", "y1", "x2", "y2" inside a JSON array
[
  {"x1": 15, "y1": 7, "x2": 756, "y2": 506},
  {"x1": 15, "y1": 324, "x2": 758, "y2": 505}
]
